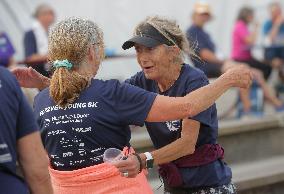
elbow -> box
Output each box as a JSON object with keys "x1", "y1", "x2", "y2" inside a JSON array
[
  {"x1": 185, "y1": 145, "x2": 195, "y2": 156},
  {"x1": 180, "y1": 141, "x2": 196, "y2": 156}
]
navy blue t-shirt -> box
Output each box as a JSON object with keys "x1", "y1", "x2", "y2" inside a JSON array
[
  {"x1": 126, "y1": 64, "x2": 232, "y2": 187},
  {"x1": 34, "y1": 79, "x2": 157, "y2": 171},
  {"x1": 0, "y1": 67, "x2": 38, "y2": 193},
  {"x1": 186, "y1": 25, "x2": 222, "y2": 78}
]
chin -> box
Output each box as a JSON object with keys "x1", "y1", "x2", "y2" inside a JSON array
[{"x1": 144, "y1": 73, "x2": 156, "y2": 80}]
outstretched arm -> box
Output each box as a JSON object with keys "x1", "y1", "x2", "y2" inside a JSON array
[
  {"x1": 146, "y1": 65, "x2": 252, "y2": 122},
  {"x1": 11, "y1": 67, "x2": 50, "y2": 90}
]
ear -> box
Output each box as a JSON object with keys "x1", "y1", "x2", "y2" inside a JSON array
[
  {"x1": 167, "y1": 45, "x2": 180, "y2": 55},
  {"x1": 88, "y1": 45, "x2": 96, "y2": 62}
]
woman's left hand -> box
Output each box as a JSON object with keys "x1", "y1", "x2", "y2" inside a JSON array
[{"x1": 112, "y1": 154, "x2": 140, "y2": 178}]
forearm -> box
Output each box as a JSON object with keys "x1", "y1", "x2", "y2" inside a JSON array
[
  {"x1": 39, "y1": 76, "x2": 51, "y2": 90},
  {"x1": 150, "y1": 138, "x2": 195, "y2": 165},
  {"x1": 20, "y1": 156, "x2": 53, "y2": 194},
  {"x1": 200, "y1": 49, "x2": 224, "y2": 66},
  {"x1": 17, "y1": 132, "x2": 53, "y2": 194},
  {"x1": 25, "y1": 171, "x2": 53, "y2": 194},
  {"x1": 146, "y1": 75, "x2": 232, "y2": 122},
  {"x1": 268, "y1": 25, "x2": 281, "y2": 43},
  {"x1": 183, "y1": 74, "x2": 232, "y2": 117},
  {"x1": 246, "y1": 29, "x2": 258, "y2": 45},
  {"x1": 26, "y1": 54, "x2": 47, "y2": 63}
]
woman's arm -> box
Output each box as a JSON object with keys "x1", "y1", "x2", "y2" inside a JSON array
[
  {"x1": 11, "y1": 67, "x2": 50, "y2": 90},
  {"x1": 17, "y1": 131, "x2": 53, "y2": 194},
  {"x1": 113, "y1": 119, "x2": 199, "y2": 178},
  {"x1": 267, "y1": 16, "x2": 284, "y2": 43},
  {"x1": 145, "y1": 119, "x2": 199, "y2": 165},
  {"x1": 146, "y1": 65, "x2": 252, "y2": 122},
  {"x1": 244, "y1": 22, "x2": 259, "y2": 45}
]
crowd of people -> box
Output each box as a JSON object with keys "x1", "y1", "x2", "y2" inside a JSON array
[{"x1": 0, "y1": 1, "x2": 283, "y2": 194}]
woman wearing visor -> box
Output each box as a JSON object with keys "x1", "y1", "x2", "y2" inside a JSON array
[
  {"x1": 12, "y1": 17, "x2": 251, "y2": 194},
  {"x1": 115, "y1": 16, "x2": 237, "y2": 194}
]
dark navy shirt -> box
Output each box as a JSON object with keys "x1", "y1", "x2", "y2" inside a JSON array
[
  {"x1": 126, "y1": 64, "x2": 232, "y2": 187},
  {"x1": 186, "y1": 25, "x2": 221, "y2": 78},
  {"x1": 0, "y1": 67, "x2": 38, "y2": 193},
  {"x1": 34, "y1": 79, "x2": 157, "y2": 171},
  {"x1": 23, "y1": 30, "x2": 37, "y2": 58}
]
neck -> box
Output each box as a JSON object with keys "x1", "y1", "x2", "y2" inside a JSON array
[
  {"x1": 157, "y1": 64, "x2": 182, "y2": 92},
  {"x1": 194, "y1": 21, "x2": 204, "y2": 28},
  {"x1": 38, "y1": 20, "x2": 49, "y2": 32}
]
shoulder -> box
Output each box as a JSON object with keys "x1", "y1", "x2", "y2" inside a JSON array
[
  {"x1": 235, "y1": 20, "x2": 247, "y2": 29},
  {"x1": 125, "y1": 71, "x2": 146, "y2": 85},
  {"x1": 33, "y1": 87, "x2": 50, "y2": 108},
  {"x1": 0, "y1": 67, "x2": 19, "y2": 89},
  {"x1": 181, "y1": 64, "x2": 209, "y2": 91},
  {"x1": 24, "y1": 30, "x2": 34, "y2": 36},
  {"x1": 24, "y1": 30, "x2": 36, "y2": 40},
  {"x1": 183, "y1": 64, "x2": 208, "y2": 82}
]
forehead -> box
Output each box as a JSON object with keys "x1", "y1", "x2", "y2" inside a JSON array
[{"x1": 134, "y1": 43, "x2": 161, "y2": 49}]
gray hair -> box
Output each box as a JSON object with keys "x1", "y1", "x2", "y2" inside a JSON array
[
  {"x1": 48, "y1": 17, "x2": 104, "y2": 66},
  {"x1": 134, "y1": 15, "x2": 195, "y2": 61},
  {"x1": 33, "y1": 4, "x2": 53, "y2": 18}
]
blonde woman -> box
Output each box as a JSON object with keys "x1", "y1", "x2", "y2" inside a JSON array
[
  {"x1": 13, "y1": 17, "x2": 251, "y2": 194},
  {"x1": 113, "y1": 16, "x2": 236, "y2": 194}
]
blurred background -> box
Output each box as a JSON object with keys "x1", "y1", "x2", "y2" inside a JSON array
[{"x1": 1, "y1": 0, "x2": 284, "y2": 193}]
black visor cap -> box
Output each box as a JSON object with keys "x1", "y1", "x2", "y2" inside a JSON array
[{"x1": 122, "y1": 23, "x2": 174, "y2": 50}]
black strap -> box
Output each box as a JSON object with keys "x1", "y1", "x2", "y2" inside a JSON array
[{"x1": 133, "y1": 153, "x2": 143, "y2": 173}]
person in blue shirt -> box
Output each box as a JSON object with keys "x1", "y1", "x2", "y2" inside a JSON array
[
  {"x1": 117, "y1": 15, "x2": 235, "y2": 194},
  {"x1": 23, "y1": 4, "x2": 55, "y2": 77},
  {"x1": 0, "y1": 67, "x2": 52, "y2": 194},
  {"x1": 12, "y1": 17, "x2": 251, "y2": 194},
  {"x1": 263, "y1": 2, "x2": 284, "y2": 66}
]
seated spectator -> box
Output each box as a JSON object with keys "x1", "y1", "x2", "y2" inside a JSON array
[
  {"x1": 231, "y1": 6, "x2": 284, "y2": 112},
  {"x1": 23, "y1": 4, "x2": 55, "y2": 77},
  {"x1": 263, "y1": 2, "x2": 284, "y2": 68},
  {"x1": 186, "y1": 2, "x2": 224, "y2": 78},
  {"x1": 187, "y1": 2, "x2": 284, "y2": 115},
  {"x1": 231, "y1": 7, "x2": 272, "y2": 80}
]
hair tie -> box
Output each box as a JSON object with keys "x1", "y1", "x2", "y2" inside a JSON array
[{"x1": 53, "y1": 59, "x2": 73, "y2": 70}]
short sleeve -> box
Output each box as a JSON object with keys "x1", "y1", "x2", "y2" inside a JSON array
[
  {"x1": 263, "y1": 21, "x2": 272, "y2": 35},
  {"x1": 124, "y1": 74, "x2": 137, "y2": 85},
  {"x1": 16, "y1": 82, "x2": 39, "y2": 139},
  {"x1": 185, "y1": 73, "x2": 215, "y2": 126},
  {"x1": 114, "y1": 82, "x2": 157, "y2": 126}
]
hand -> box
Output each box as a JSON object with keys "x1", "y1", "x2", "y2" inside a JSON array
[
  {"x1": 221, "y1": 60, "x2": 237, "y2": 72},
  {"x1": 11, "y1": 67, "x2": 50, "y2": 90},
  {"x1": 275, "y1": 15, "x2": 284, "y2": 27},
  {"x1": 112, "y1": 155, "x2": 140, "y2": 178},
  {"x1": 253, "y1": 21, "x2": 260, "y2": 29},
  {"x1": 222, "y1": 65, "x2": 253, "y2": 89}
]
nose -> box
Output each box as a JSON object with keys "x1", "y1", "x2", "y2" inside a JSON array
[{"x1": 137, "y1": 50, "x2": 150, "y2": 64}]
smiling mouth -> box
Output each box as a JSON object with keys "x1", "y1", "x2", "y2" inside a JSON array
[{"x1": 143, "y1": 66, "x2": 154, "y2": 70}]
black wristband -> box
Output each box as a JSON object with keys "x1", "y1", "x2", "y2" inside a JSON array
[{"x1": 133, "y1": 153, "x2": 143, "y2": 173}]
